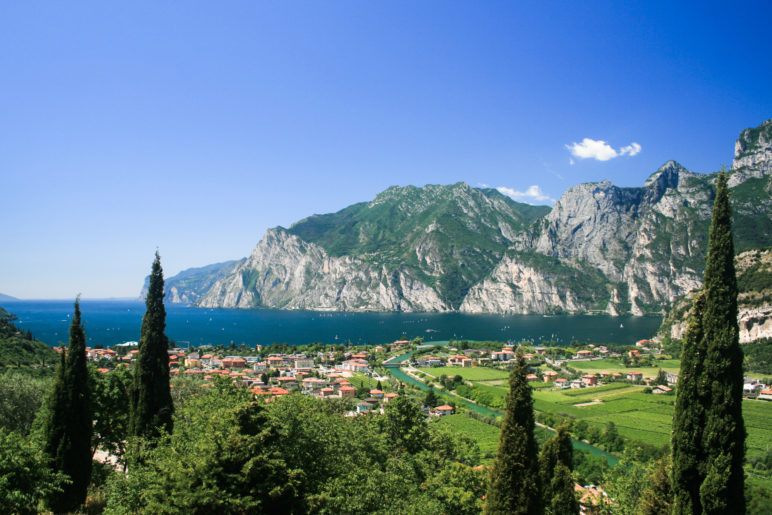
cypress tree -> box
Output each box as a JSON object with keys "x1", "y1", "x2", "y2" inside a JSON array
[
  {"x1": 130, "y1": 251, "x2": 174, "y2": 439},
  {"x1": 43, "y1": 298, "x2": 93, "y2": 512},
  {"x1": 548, "y1": 463, "x2": 578, "y2": 515},
  {"x1": 699, "y1": 170, "x2": 745, "y2": 513},
  {"x1": 671, "y1": 292, "x2": 707, "y2": 514},
  {"x1": 539, "y1": 425, "x2": 574, "y2": 510},
  {"x1": 484, "y1": 351, "x2": 542, "y2": 515}
]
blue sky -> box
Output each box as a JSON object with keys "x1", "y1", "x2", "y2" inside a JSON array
[{"x1": 1, "y1": 1, "x2": 771, "y2": 299}]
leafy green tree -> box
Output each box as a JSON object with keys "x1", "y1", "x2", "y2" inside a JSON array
[
  {"x1": 92, "y1": 365, "x2": 132, "y2": 464},
  {"x1": 383, "y1": 394, "x2": 429, "y2": 455},
  {"x1": 485, "y1": 351, "x2": 542, "y2": 514},
  {"x1": 539, "y1": 425, "x2": 574, "y2": 510},
  {"x1": 425, "y1": 461, "x2": 488, "y2": 515},
  {"x1": 424, "y1": 388, "x2": 439, "y2": 408},
  {"x1": 0, "y1": 371, "x2": 50, "y2": 435},
  {"x1": 638, "y1": 456, "x2": 673, "y2": 515},
  {"x1": 108, "y1": 387, "x2": 302, "y2": 513},
  {"x1": 601, "y1": 421, "x2": 624, "y2": 453},
  {"x1": 699, "y1": 170, "x2": 745, "y2": 513},
  {"x1": 0, "y1": 428, "x2": 67, "y2": 515},
  {"x1": 671, "y1": 292, "x2": 707, "y2": 514},
  {"x1": 42, "y1": 298, "x2": 93, "y2": 513},
  {"x1": 601, "y1": 452, "x2": 650, "y2": 515},
  {"x1": 130, "y1": 251, "x2": 174, "y2": 439}
]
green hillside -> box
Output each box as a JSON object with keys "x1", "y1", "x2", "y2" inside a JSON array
[
  {"x1": 0, "y1": 306, "x2": 58, "y2": 370},
  {"x1": 286, "y1": 182, "x2": 550, "y2": 308}
]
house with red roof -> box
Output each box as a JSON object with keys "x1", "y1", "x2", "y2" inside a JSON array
[
  {"x1": 582, "y1": 374, "x2": 598, "y2": 386},
  {"x1": 222, "y1": 357, "x2": 246, "y2": 369},
  {"x1": 627, "y1": 371, "x2": 643, "y2": 382},
  {"x1": 339, "y1": 385, "x2": 356, "y2": 398},
  {"x1": 434, "y1": 405, "x2": 454, "y2": 417}
]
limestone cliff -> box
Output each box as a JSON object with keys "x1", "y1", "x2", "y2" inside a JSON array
[{"x1": 197, "y1": 228, "x2": 449, "y2": 312}]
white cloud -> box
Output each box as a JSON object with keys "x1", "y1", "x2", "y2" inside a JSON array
[
  {"x1": 619, "y1": 142, "x2": 642, "y2": 156},
  {"x1": 565, "y1": 138, "x2": 641, "y2": 161},
  {"x1": 497, "y1": 185, "x2": 555, "y2": 205}
]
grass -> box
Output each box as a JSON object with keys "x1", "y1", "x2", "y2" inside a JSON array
[
  {"x1": 418, "y1": 366, "x2": 510, "y2": 381},
  {"x1": 434, "y1": 413, "x2": 500, "y2": 460}
]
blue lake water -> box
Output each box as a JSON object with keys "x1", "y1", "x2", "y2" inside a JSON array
[{"x1": 2, "y1": 300, "x2": 662, "y2": 348}]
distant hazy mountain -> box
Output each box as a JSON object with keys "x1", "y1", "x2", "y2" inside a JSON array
[
  {"x1": 156, "y1": 118, "x2": 772, "y2": 316},
  {"x1": 0, "y1": 293, "x2": 18, "y2": 302},
  {"x1": 140, "y1": 260, "x2": 244, "y2": 305}
]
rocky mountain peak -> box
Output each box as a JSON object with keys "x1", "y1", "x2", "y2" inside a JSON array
[
  {"x1": 730, "y1": 118, "x2": 772, "y2": 187},
  {"x1": 644, "y1": 160, "x2": 688, "y2": 187}
]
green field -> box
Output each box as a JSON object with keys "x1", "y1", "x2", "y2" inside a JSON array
[
  {"x1": 418, "y1": 366, "x2": 510, "y2": 381},
  {"x1": 349, "y1": 372, "x2": 382, "y2": 390},
  {"x1": 531, "y1": 387, "x2": 772, "y2": 457},
  {"x1": 567, "y1": 358, "x2": 682, "y2": 375},
  {"x1": 434, "y1": 413, "x2": 500, "y2": 459}
]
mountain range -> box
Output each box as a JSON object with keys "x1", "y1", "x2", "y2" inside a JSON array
[{"x1": 147, "y1": 118, "x2": 772, "y2": 323}]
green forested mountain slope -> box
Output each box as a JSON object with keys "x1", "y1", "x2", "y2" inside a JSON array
[{"x1": 0, "y1": 306, "x2": 58, "y2": 369}]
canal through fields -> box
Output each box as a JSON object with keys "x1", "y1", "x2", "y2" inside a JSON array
[{"x1": 384, "y1": 349, "x2": 620, "y2": 466}]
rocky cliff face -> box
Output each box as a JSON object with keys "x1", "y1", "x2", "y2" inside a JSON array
[
  {"x1": 659, "y1": 248, "x2": 772, "y2": 343},
  {"x1": 198, "y1": 228, "x2": 449, "y2": 311},
  {"x1": 154, "y1": 118, "x2": 772, "y2": 317},
  {"x1": 521, "y1": 161, "x2": 711, "y2": 314},
  {"x1": 460, "y1": 251, "x2": 609, "y2": 314},
  {"x1": 729, "y1": 118, "x2": 772, "y2": 187}
]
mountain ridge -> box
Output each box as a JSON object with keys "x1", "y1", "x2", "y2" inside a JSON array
[{"x1": 151, "y1": 118, "x2": 772, "y2": 319}]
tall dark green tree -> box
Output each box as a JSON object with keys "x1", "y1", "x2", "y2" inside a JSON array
[
  {"x1": 130, "y1": 251, "x2": 174, "y2": 439},
  {"x1": 671, "y1": 171, "x2": 746, "y2": 514},
  {"x1": 42, "y1": 298, "x2": 93, "y2": 513},
  {"x1": 699, "y1": 170, "x2": 745, "y2": 513},
  {"x1": 484, "y1": 351, "x2": 542, "y2": 514},
  {"x1": 539, "y1": 425, "x2": 575, "y2": 512},
  {"x1": 671, "y1": 292, "x2": 707, "y2": 514}
]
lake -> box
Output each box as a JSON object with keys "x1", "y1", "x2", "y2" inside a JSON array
[{"x1": 2, "y1": 300, "x2": 662, "y2": 348}]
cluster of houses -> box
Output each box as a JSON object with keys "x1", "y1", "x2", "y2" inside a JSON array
[
  {"x1": 744, "y1": 380, "x2": 772, "y2": 400},
  {"x1": 84, "y1": 344, "x2": 425, "y2": 413},
  {"x1": 414, "y1": 346, "x2": 544, "y2": 368}
]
